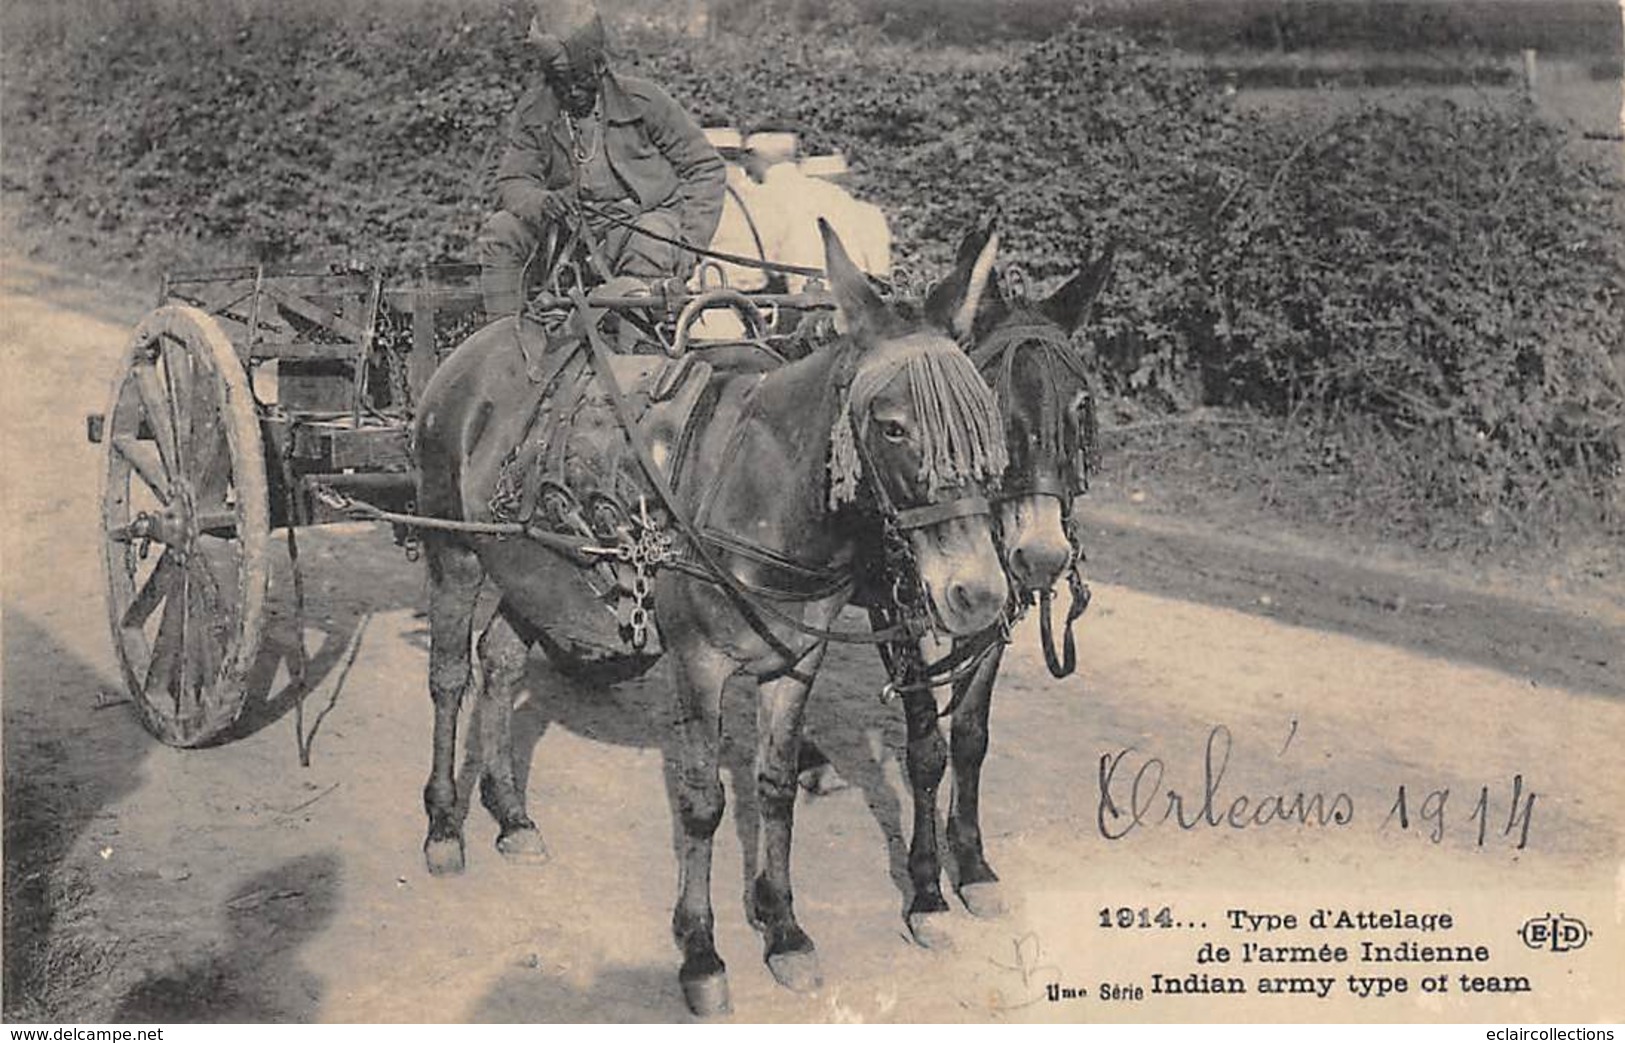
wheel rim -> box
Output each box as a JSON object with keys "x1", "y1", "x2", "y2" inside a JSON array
[{"x1": 101, "y1": 306, "x2": 268, "y2": 746}]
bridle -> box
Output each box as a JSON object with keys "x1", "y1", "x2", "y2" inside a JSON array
[{"x1": 966, "y1": 316, "x2": 1098, "y2": 679}]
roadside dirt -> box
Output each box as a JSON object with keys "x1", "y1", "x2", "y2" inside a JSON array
[{"x1": 3, "y1": 256, "x2": 1621, "y2": 1023}]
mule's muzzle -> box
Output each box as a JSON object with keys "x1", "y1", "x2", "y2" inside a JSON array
[
  {"x1": 999, "y1": 494, "x2": 1072, "y2": 594},
  {"x1": 1010, "y1": 539, "x2": 1071, "y2": 592},
  {"x1": 909, "y1": 512, "x2": 1008, "y2": 637},
  {"x1": 945, "y1": 572, "x2": 1007, "y2": 632}
]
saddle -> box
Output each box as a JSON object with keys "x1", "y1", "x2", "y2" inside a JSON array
[{"x1": 486, "y1": 312, "x2": 716, "y2": 659}]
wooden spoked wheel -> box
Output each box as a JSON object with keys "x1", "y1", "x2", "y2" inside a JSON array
[{"x1": 100, "y1": 306, "x2": 270, "y2": 746}]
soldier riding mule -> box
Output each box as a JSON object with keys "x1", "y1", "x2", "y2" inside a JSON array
[{"x1": 410, "y1": 221, "x2": 1011, "y2": 1016}]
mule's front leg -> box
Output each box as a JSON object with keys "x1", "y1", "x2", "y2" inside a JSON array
[
  {"x1": 670, "y1": 644, "x2": 735, "y2": 1018},
  {"x1": 476, "y1": 604, "x2": 548, "y2": 863},
  {"x1": 901, "y1": 683, "x2": 953, "y2": 948},
  {"x1": 947, "y1": 644, "x2": 1007, "y2": 918},
  {"x1": 423, "y1": 536, "x2": 483, "y2": 875},
  {"x1": 753, "y1": 645, "x2": 825, "y2": 994}
]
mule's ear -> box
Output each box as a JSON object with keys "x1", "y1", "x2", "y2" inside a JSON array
[
  {"x1": 821, "y1": 218, "x2": 886, "y2": 340},
  {"x1": 925, "y1": 216, "x2": 999, "y2": 340},
  {"x1": 1038, "y1": 242, "x2": 1115, "y2": 335}
]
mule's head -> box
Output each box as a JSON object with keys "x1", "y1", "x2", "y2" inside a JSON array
[
  {"x1": 927, "y1": 219, "x2": 1113, "y2": 596},
  {"x1": 820, "y1": 221, "x2": 1009, "y2": 637}
]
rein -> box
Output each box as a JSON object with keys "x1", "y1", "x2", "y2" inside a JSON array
[
  {"x1": 580, "y1": 201, "x2": 826, "y2": 280},
  {"x1": 867, "y1": 601, "x2": 1014, "y2": 718},
  {"x1": 568, "y1": 204, "x2": 1098, "y2": 686}
]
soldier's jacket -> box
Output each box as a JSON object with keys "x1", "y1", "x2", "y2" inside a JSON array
[{"x1": 494, "y1": 72, "x2": 726, "y2": 255}]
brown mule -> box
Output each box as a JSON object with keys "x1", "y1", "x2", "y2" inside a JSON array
[
  {"x1": 896, "y1": 220, "x2": 1114, "y2": 949},
  {"x1": 410, "y1": 222, "x2": 1010, "y2": 1016}
]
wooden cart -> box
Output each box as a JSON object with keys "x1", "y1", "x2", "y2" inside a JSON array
[{"x1": 87, "y1": 263, "x2": 493, "y2": 745}]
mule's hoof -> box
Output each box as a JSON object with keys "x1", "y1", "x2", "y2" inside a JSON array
[
  {"x1": 681, "y1": 971, "x2": 732, "y2": 1018},
  {"x1": 424, "y1": 837, "x2": 465, "y2": 876},
  {"x1": 496, "y1": 825, "x2": 550, "y2": 864},
  {"x1": 766, "y1": 948, "x2": 823, "y2": 993},
  {"x1": 957, "y1": 881, "x2": 1007, "y2": 919},
  {"x1": 906, "y1": 910, "x2": 956, "y2": 950},
  {"x1": 797, "y1": 762, "x2": 850, "y2": 797}
]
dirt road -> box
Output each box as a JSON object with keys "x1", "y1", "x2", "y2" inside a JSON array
[{"x1": 4, "y1": 259, "x2": 1622, "y2": 1023}]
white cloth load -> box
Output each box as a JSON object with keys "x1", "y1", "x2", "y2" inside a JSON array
[{"x1": 690, "y1": 132, "x2": 892, "y2": 339}]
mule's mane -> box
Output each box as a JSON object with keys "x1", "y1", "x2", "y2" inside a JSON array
[{"x1": 830, "y1": 336, "x2": 1009, "y2": 509}]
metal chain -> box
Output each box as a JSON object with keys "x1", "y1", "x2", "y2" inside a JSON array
[{"x1": 591, "y1": 497, "x2": 675, "y2": 650}]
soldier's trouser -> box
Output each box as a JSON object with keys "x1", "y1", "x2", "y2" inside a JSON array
[{"x1": 477, "y1": 207, "x2": 685, "y2": 315}]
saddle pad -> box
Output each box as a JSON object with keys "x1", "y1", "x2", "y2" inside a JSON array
[
  {"x1": 544, "y1": 351, "x2": 713, "y2": 526},
  {"x1": 488, "y1": 340, "x2": 713, "y2": 529}
]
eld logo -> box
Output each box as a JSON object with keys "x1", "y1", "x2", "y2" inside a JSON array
[{"x1": 1519, "y1": 913, "x2": 1590, "y2": 953}]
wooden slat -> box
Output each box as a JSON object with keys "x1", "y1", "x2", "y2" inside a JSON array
[
  {"x1": 324, "y1": 424, "x2": 413, "y2": 471},
  {"x1": 203, "y1": 314, "x2": 269, "y2": 351},
  {"x1": 408, "y1": 271, "x2": 439, "y2": 406},
  {"x1": 165, "y1": 283, "x2": 256, "y2": 309},
  {"x1": 278, "y1": 362, "x2": 354, "y2": 414},
  {"x1": 383, "y1": 286, "x2": 486, "y2": 313},
  {"x1": 165, "y1": 266, "x2": 262, "y2": 284},
  {"x1": 288, "y1": 419, "x2": 413, "y2": 471},
  {"x1": 243, "y1": 341, "x2": 363, "y2": 361},
  {"x1": 167, "y1": 262, "x2": 374, "y2": 284},
  {"x1": 261, "y1": 284, "x2": 368, "y2": 342}
]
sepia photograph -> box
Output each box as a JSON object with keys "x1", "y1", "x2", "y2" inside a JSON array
[{"x1": 3, "y1": 0, "x2": 1622, "y2": 1026}]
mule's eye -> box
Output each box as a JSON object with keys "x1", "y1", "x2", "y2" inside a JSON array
[{"x1": 878, "y1": 419, "x2": 908, "y2": 442}]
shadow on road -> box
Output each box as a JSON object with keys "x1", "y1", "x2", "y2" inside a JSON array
[
  {"x1": 435, "y1": 634, "x2": 919, "y2": 930},
  {"x1": 114, "y1": 853, "x2": 341, "y2": 1023},
  {"x1": 472, "y1": 959, "x2": 686, "y2": 1022},
  {"x1": 2, "y1": 611, "x2": 149, "y2": 1021},
  {"x1": 799, "y1": 644, "x2": 915, "y2": 910},
  {"x1": 220, "y1": 526, "x2": 426, "y2": 750}
]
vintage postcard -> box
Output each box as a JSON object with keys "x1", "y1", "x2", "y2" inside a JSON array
[{"x1": 3, "y1": 0, "x2": 1622, "y2": 1026}]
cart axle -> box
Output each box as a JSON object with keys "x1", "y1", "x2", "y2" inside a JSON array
[{"x1": 108, "y1": 508, "x2": 238, "y2": 546}]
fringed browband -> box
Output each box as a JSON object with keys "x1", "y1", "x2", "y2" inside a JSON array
[{"x1": 829, "y1": 338, "x2": 1009, "y2": 510}]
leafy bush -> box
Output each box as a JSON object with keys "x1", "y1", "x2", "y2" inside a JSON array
[
  {"x1": 1201, "y1": 100, "x2": 1625, "y2": 532},
  {"x1": 689, "y1": 0, "x2": 1625, "y2": 55},
  {"x1": 3, "y1": 0, "x2": 1622, "y2": 542}
]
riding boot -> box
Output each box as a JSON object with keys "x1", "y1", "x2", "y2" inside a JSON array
[
  {"x1": 478, "y1": 210, "x2": 540, "y2": 317},
  {"x1": 481, "y1": 263, "x2": 526, "y2": 317}
]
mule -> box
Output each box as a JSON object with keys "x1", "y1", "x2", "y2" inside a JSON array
[
  {"x1": 410, "y1": 221, "x2": 1012, "y2": 1016},
  {"x1": 893, "y1": 220, "x2": 1113, "y2": 947}
]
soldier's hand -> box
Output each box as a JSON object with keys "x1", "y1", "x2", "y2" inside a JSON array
[{"x1": 538, "y1": 187, "x2": 578, "y2": 222}]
